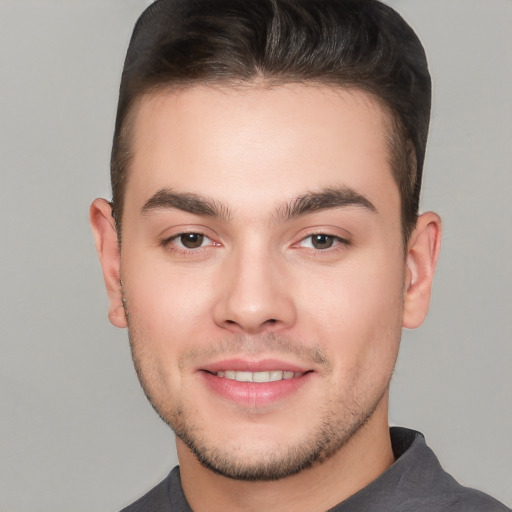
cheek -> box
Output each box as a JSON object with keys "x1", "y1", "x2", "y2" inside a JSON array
[
  {"x1": 300, "y1": 248, "x2": 404, "y2": 318},
  {"x1": 296, "y1": 248, "x2": 405, "y2": 373},
  {"x1": 120, "y1": 256, "x2": 220, "y2": 409},
  {"x1": 120, "y1": 251, "x2": 219, "y2": 350}
]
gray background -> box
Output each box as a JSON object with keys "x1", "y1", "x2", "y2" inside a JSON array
[{"x1": 0, "y1": 0, "x2": 510, "y2": 510}]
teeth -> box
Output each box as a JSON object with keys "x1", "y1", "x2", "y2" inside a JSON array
[
  {"x1": 215, "y1": 370, "x2": 303, "y2": 382},
  {"x1": 269, "y1": 371, "x2": 284, "y2": 382},
  {"x1": 254, "y1": 371, "x2": 275, "y2": 382},
  {"x1": 234, "y1": 371, "x2": 252, "y2": 382}
]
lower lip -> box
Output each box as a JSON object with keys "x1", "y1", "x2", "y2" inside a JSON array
[{"x1": 200, "y1": 371, "x2": 313, "y2": 408}]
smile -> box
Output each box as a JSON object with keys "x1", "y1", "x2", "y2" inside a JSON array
[
  {"x1": 201, "y1": 365, "x2": 314, "y2": 406},
  {"x1": 215, "y1": 370, "x2": 304, "y2": 382}
]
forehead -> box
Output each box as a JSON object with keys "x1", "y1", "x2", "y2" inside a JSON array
[{"x1": 124, "y1": 84, "x2": 399, "y2": 219}]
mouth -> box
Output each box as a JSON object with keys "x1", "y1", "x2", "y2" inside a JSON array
[
  {"x1": 199, "y1": 360, "x2": 314, "y2": 408},
  {"x1": 211, "y1": 370, "x2": 306, "y2": 382}
]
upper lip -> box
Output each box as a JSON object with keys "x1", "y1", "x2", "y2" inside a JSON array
[{"x1": 199, "y1": 358, "x2": 312, "y2": 374}]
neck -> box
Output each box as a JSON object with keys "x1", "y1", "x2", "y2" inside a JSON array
[{"x1": 177, "y1": 398, "x2": 394, "y2": 512}]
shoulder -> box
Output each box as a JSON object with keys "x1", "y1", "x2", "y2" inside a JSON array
[
  {"x1": 118, "y1": 466, "x2": 191, "y2": 512},
  {"x1": 397, "y1": 486, "x2": 510, "y2": 512},
  {"x1": 119, "y1": 472, "x2": 173, "y2": 512},
  {"x1": 390, "y1": 427, "x2": 510, "y2": 512},
  {"x1": 414, "y1": 468, "x2": 510, "y2": 511},
  {"x1": 398, "y1": 474, "x2": 511, "y2": 511}
]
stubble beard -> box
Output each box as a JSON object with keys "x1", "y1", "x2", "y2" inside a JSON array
[
  {"x1": 172, "y1": 387, "x2": 388, "y2": 481},
  {"x1": 126, "y1": 325, "x2": 394, "y2": 482}
]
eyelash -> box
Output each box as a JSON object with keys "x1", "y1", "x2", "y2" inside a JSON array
[
  {"x1": 161, "y1": 232, "x2": 218, "y2": 254},
  {"x1": 294, "y1": 233, "x2": 351, "y2": 252},
  {"x1": 161, "y1": 231, "x2": 350, "y2": 255}
]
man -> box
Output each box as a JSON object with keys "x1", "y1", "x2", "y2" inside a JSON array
[{"x1": 90, "y1": 0, "x2": 509, "y2": 510}]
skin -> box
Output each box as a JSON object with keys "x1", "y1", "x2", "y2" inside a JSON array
[{"x1": 91, "y1": 84, "x2": 441, "y2": 512}]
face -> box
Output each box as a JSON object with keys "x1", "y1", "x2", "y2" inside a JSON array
[{"x1": 99, "y1": 85, "x2": 416, "y2": 480}]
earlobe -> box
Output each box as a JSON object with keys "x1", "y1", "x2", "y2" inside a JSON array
[
  {"x1": 402, "y1": 212, "x2": 442, "y2": 329},
  {"x1": 89, "y1": 198, "x2": 127, "y2": 329}
]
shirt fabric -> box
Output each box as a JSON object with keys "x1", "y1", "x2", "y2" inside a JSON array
[{"x1": 119, "y1": 427, "x2": 510, "y2": 511}]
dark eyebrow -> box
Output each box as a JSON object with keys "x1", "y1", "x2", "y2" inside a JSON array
[
  {"x1": 277, "y1": 186, "x2": 377, "y2": 221},
  {"x1": 141, "y1": 186, "x2": 375, "y2": 223},
  {"x1": 141, "y1": 189, "x2": 232, "y2": 221}
]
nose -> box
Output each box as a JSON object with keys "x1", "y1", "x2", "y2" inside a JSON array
[{"x1": 213, "y1": 244, "x2": 297, "y2": 334}]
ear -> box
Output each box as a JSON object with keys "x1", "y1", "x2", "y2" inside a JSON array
[
  {"x1": 402, "y1": 212, "x2": 442, "y2": 329},
  {"x1": 89, "y1": 198, "x2": 127, "y2": 328}
]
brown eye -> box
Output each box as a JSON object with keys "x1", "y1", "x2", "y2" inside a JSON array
[
  {"x1": 180, "y1": 233, "x2": 205, "y2": 248},
  {"x1": 311, "y1": 234, "x2": 335, "y2": 249}
]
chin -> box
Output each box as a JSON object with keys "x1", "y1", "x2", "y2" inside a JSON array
[{"x1": 170, "y1": 395, "x2": 381, "y2": 481}]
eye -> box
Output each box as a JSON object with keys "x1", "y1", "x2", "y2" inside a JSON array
[
  {"x1": 163, "y1": 232, "x2": 216, "y2": 251},
  {"x1": 178, "y1": 233, "x2": 206, "y2": 249},
  {"x1": 297, "y1": 234, "x2": 349, "y2": 250}
]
